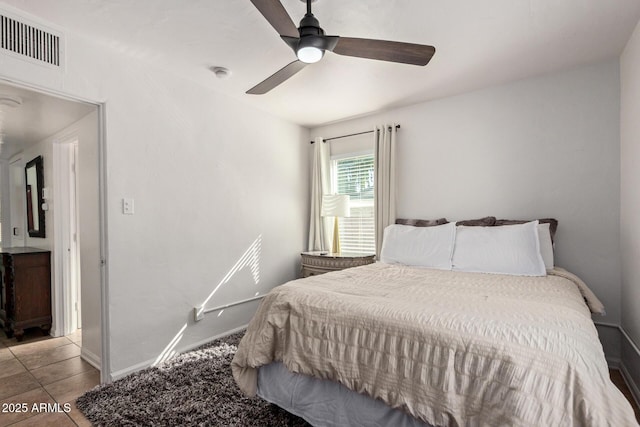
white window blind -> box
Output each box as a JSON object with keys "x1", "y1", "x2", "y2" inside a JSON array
[{"x1": 333, "y1": 153, "x2": 375, "y2": 255}]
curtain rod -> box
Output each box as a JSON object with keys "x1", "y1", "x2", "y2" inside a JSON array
[{"x1": 310, "y1": 124, "x2": 400, "y2": 144}]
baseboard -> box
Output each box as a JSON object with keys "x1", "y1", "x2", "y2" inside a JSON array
[
  {"x1": 110, "y1": 357, "x2": 152, "y2": 382},
  {"x1": 50, "y1": 327, "x2": 63, "y2": 338},
  {"x1": 169, "y1": 324, "x2": 248, "y2": 357},
  {"x1": 607, "y1": 357, "x2": 622, "y2": 370},
  {"x1": 110, "y1": 357, "x2": 152, "y2": 381},
  {"x1": 109, "y1": 324, "x2": 248, "y2": 381},
  {"x1": 619, "y1": 326, "x2": 640, "y2": 409},
  {"x1": 594, "y1": 321, "x2": 623, "y2": 363},
  {"x1": 620, "y1": 362, "x2": 640, "y2": 407},
  {"x1": 595, "y1": 321, "x2": 640, "y2": 408},
  {"x1": 81, "y1": 346, "x2": 101, "y2": 371}
]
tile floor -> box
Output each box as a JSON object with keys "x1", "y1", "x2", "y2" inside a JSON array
[
  {"x1": 0, "y1": 329, "x2": 98, "y2": 427},
  {"x1": 0, "y1": 329, "x2": 639, "y2": 426}
]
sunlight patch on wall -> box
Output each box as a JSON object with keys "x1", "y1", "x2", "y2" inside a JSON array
[
  {"x1": 152, "y1": 323, "x2": 187, "y2": 366},
  {"x1": 153, "y1": 235, "x2": 263, "y2": 365},
  {"x1": 200, "y1": 234, "x2": 262, "y2": 310}
]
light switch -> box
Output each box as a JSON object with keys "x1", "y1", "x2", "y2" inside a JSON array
[{"x1": 123, "y1": 198, "x2": 134, "y2": 215}]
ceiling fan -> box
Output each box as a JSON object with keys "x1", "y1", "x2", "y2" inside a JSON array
[{"x1": 247, "y1": 0, "x2": 436, "y2": 95}]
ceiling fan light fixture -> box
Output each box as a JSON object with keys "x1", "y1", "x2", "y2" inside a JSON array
[
  {"x1": 297, "y1": 46, "x2": 323, "y2": 63},
  {"x1": 295, "y1": 33, "x2": 327, "y2": 63}
]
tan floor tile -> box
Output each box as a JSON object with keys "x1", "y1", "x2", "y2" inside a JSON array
[
  {"x1": 65, "y1": 329, "x2": 82, "y2": 344},
  {"x1": 0, "y1": 387, "x2": 55, "y2": 427},
  {"x1": 17, "y1": 343, "x2": 81, "y2": 370},
  {"x1": 0, "y1": 328, "x2": 102, "y2": 426},
  {"x1": 0, "y1": 372, "x2": 40, "y2": 400},
  {"x1": 30, "y1": 356, "x2": 95, "y2": 386},
  {"x1": 9, "y1": 337, "x2": 72, "y2": 357},
  {"x1": 0, "y1": 358, "x2": 27, "y2": 380},
  {"x1": 9, "y1": 411, "x2": 76, "y2": 427},
  {"x1": 43, "y1": 370, "x2": 100, "y2": 404},
  {"x1": 66, "y1": 400, "x2": 93, "y2": 427},
  {"x1": 1, "y1": 330, "x2": 51, "y2": 347},
  {"x1": 0, "y1": 347, "x2": 13, "y2": 363}
]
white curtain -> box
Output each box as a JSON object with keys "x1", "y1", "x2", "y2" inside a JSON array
[
  {"x1": 308, "y1": 137, "x2": 332, "y2": 251},
  {"x1": 374, "y1": 125, "x2": 397, "y2": 257}
]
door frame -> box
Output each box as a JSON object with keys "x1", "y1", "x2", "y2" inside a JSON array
[
  {"x1": 0, "y1": 76, "x2": 110, "y2": 383},
  {"x1": 53, "y1": 136, "x2": 81, "y2": 336},
  {"x1": 8, "y1": 156, "x2": 26, "y2": 247}
]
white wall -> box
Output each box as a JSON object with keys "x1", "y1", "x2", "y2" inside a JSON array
[
  {"x1": 620, "y1": 18, "x2": 640, "y2": 392},
  {"x1": 0, "y1": 15, "x2": 309, "y2": 378},
  {"x1": 10, "y1": 141, "x2": 53, "y2": 252},
  {"x1": 312, "y1": 60, "x2": 622, "y2": 329}
]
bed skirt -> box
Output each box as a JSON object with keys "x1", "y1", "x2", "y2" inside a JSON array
[{"x1": 257, "y1": 362, "x2": 433, "y2": 427}]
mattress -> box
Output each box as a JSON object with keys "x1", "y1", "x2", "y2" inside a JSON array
[{"x1": 232, "y1": 262, "x2": 637, "y2": 426}]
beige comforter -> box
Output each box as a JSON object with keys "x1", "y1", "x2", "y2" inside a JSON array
[{"x1": 232, "y1": 263, "x2": 637, "y2": 426}]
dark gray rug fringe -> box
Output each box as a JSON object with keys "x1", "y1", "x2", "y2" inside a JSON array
[{"x1": 76, "y1": 331, "x2": 310, "y2": 427}]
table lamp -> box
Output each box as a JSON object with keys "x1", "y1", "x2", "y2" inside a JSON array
[{"x1": 321, "y1": 194, "x2": 351, "y2": 254}]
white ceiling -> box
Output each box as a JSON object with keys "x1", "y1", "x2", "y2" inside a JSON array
[
  {"x1": 0, "y1": 82, "x2": 96, "y2": 160},
  {"x1": 1, "y1": 0, "x2": 640, "y2": 128}
]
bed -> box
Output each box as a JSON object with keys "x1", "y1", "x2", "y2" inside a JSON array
[{"x1": 232, "y1": 217, "x2": 638, "y2": 426}]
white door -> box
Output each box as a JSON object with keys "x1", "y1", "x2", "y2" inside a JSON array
[
  {"x1": 54, "y1": 140, "x2": 81, "y2": 334},
  {"x1": 9, "y1": 158, "x2": 25, "y2": 247}
]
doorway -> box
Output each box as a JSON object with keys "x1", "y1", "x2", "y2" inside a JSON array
[{"x1": 0, "y1": 79, "x2": 107, "y2": 380}]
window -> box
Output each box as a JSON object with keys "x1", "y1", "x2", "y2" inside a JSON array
[{"x1": 332, "y1": 153, "x2": 375, "y2": 254}]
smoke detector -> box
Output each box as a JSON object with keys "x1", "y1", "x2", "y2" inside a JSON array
[{"x1": 211, "y1": 67, "x2": 231, "y2": 79}]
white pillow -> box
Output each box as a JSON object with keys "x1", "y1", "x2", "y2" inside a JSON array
[
  {"x1": 537, "y1": 222, "x2": 554, "y2": 270},
  {"x1": 452, "y1": 220, "x2": 546, "y2": 276},
  {"x1": 380, "y1": 222, "x2": 456, "y2": 270}
]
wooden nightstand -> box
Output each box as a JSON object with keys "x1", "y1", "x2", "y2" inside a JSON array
[{"x1": 300, "y1": 252, "x2": 376, "y2": 278}]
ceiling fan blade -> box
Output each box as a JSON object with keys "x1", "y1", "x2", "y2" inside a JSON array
[
  {"x1": 332, "y1": 37, "x2": 435, "y2": 66},
  {"x1": 246, "y1": 60, "x2": 308, "y2": 94},
  {"x1": 250, "y1": 0, "x2": 299, "y2": 38}
]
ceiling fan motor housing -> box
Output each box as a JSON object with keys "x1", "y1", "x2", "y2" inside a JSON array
[
  {"x1": 281, "y1": 12, "x2": 339, "y2": 58},
  {"x1": 299, "y1": 13, "x2": 322, "y2": 37}
]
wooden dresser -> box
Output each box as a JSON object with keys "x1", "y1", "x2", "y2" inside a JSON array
[
  {"x1": 0, "y1": 247, "x2": 52, "y2": 341},
  {"x1": 300, "y1": 252, "x2": 376, "y2": 278}
]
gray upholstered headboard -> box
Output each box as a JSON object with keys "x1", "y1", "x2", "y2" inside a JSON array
[
  {"x1": 395, "y1": 216, "x2": 559, "y2": 241},
  {"x1": 395, "y1": 218, "x2": 448, "y2": 227}
]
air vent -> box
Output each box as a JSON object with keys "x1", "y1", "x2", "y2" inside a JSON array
[{"x1": 0, "y1": 11, "x2": 63, "y2": 68}]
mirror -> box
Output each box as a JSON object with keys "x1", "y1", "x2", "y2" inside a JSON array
[{"x1": 25, "y1": 156, "x2": 45, "y2": 238}]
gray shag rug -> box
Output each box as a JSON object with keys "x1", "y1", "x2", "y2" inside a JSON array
[{"x1": 76, "y1": 331, "x2": 311, "y2": 426}]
